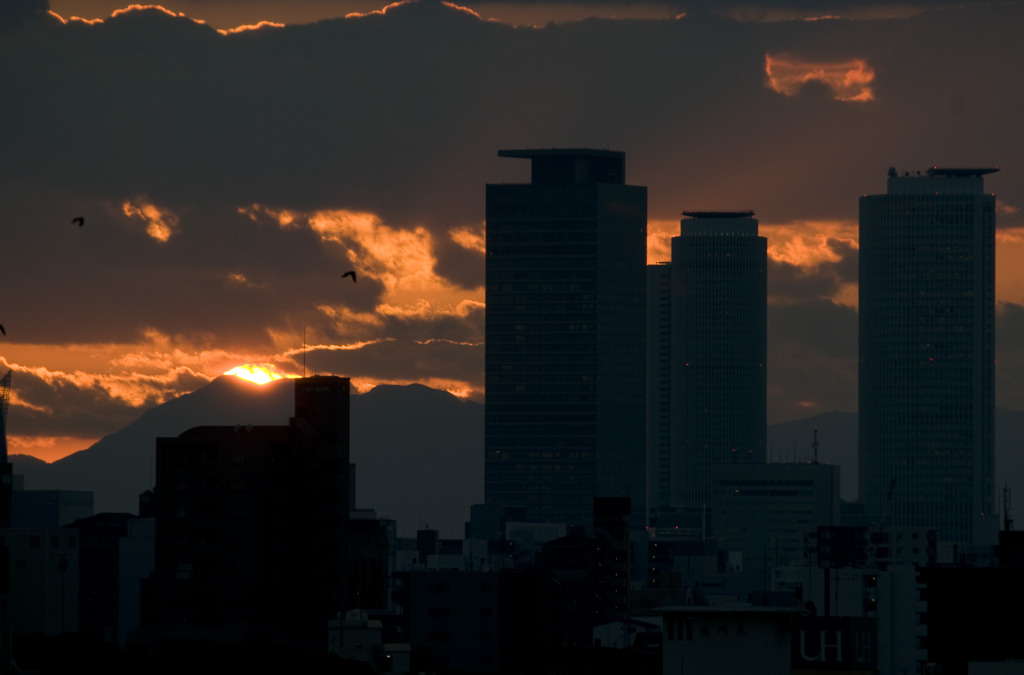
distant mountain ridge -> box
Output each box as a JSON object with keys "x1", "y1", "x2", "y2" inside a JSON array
[
  {"x1": 765, "y1": 408, "x2": 1024, "y2": 514},
  {"x1": 11, "y1": 376, "x2": 483, "y2": 537},
  {"x1": 12, "y1": 379, "x2": 1024, "y2": 532}
]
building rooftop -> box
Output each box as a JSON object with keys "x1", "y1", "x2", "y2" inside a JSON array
[
  {"x1": 887, "y1": 166, "x2": 999, "y2": 178},
  {"x1": 682, "y1": 211, "x2": 755, "y2": 219},
  {"x1": 927, "y1": 166, "x2": 999, "y2": 177},
  {"x1": 497, "y1": 148, "x2": 627, "y2": 185},
  {"x1": 497, "y1": 148, "x2": 624, "y2": 160}
]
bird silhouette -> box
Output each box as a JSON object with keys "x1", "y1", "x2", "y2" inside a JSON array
[
  {"x1": 0, "y1": 324, "x2": 5, "y2": 336},
  {"x1": 341, "y1": 270, "x2": 357, "y2": 283},
  {"x1": 72, "y1": 217, "x2": 84, "y2": 227}
]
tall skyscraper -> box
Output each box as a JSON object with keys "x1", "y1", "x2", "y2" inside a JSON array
[
  {"x1": 484, "y1": 148, "x2": 647, "y2": 527},
  {"x1": 646, "y1": 263, "x2": 673, "y2": 517},
  {"x1": 664, "y1": 211, "x2": 767, "y2": 512},
  {"x1": 859, "y1": 166, "x2": 998, "y2": 547}
]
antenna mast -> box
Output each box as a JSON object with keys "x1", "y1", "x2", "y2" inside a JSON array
[
  {"x1": 0, "y1": 369, "x2": 11, "y2": 461},
  {"x1": 0, "y1": 369, "x2": 13, "y2": 527}
]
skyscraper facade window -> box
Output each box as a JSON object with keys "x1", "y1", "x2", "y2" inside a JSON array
[
  {"x1": 663, "y1": 212, "x2": 767, "y2": 513},
  {"x1": 859, "y1": 167, "x2": 997, "y2": 547},
  {"x1": 646, "y1": 263, "x2": 673, "y2": 517},
  {"x1": 484, "y1": 149, "x2": 647, "y2": 526}
]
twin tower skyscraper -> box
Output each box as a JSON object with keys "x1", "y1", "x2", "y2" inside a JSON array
[{"x1": 483, "y1": 149, "x2": 997, "y2": 547}]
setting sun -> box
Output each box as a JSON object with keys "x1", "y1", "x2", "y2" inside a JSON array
[{"x1": 224, "y1": 364, "x2": 294, "y2": 385}]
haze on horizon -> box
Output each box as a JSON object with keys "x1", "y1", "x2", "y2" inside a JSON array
[{"x1": 3, "y1": 0, "x2": 1024, "y2": 461}]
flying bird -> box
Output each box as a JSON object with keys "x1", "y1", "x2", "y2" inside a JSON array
[
  {"x1": 72, "y1": 217, "x2": 84, "y2": 227},
  {"x1": 341, "y1": 270, "x2": 357, "y2": 283}
]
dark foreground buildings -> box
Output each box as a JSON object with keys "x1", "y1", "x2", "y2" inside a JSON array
[
  {"x1": 143, "y1": 375, "x2": 351, "y2": 640},
  {"x1": 484, "y1": 148, "x2": 647, "y2": 527},
  {"x1": 859, "y1": 167, "x2": 998, "y2": 548}
]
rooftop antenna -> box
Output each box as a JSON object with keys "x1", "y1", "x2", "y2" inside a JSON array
[
  {"x1": 812, "y1": 427, "x2": 820, "y2": 465},
  {"x1": 0, "y1": 369, "x2": 11, "y2": 461},
  {"x1": 303, "y1": 326, "x2": 307, "y2": 378}
]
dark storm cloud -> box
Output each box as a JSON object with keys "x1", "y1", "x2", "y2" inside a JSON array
[
  {"x1": 768, "y1": 238, "x2": 858, "y2": 303},
  {"x1": 0, "y1": 0, "x2": 49, "y2": 31},
  {"x1": 305, "y1": 338, "x2": 484, "y2": 392},
  {"x1": 6, "y1": 367, "x2": 209, "y2": 438},
  {"x1": 996, "y1": 302, "x2": 1024, "y2": 409},
  {"x1": 3, "y1": 0, "x2": 1024, "y2": 442},
  {"x1": 767, "y1": 299, "x2": 858, "y2": 421},
  {"x1": 467, "y1": 0, "x2": 993, "y2": 8}
]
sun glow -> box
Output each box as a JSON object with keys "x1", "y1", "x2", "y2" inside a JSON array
[{"x1": 224, "y1": 364, "x2": 294, "y2": 385}]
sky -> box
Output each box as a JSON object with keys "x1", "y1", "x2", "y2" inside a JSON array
[{"x1": 1, "y1": 0, "x2": 1023, "y2": 462}]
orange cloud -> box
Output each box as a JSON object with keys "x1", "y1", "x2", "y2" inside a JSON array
[
  {"x1": 761, "y1": 219, "x2": 859, "y2": 267},
  {"x1": 765, "y1": 53, "x2": 875, "y2": 102},
  {"x1": 1, "y1": 329, "x2": 303, "y2": 410},
  {"x1": 998, "y1": 199, "x2": 1021, "y2": 216},
  {"x1": 217, "y1": 21, "x2": 285, "y2": 35},
  {"x1": 346, "y1": 1, "x2": 415, "y2": 19},
  {"x1": 122, "y1": 198, "x2": 179, "y2": 242},
  {"x1": 647, "y1": 218, "x2": 678, "y2": 264},
  {"x1": 441, "y1": 2, "x2": 483, "y2": 19},
  {"x1": 997, "y1": 227, "x2": 1024, "y2": 307},
  {"x1": 344, "y1": 0, "x2": 478, "y2": 21},
  {"x1": 225, "y1": 271, "x2": 264, "y2": 289},
  {"x1": 450, "y1": 225, "x2": 485, "y2": 253},
  {"x1": 242, "y1": 205, "x2": 485, "y2": 324},
  {"x1": 7, "y1": 435, "x2": 96, "y2": 463},
  {"x1": 4, "y1": 359, "x2": 198, "y2": 410},
  {"x1": 110, "y1": 4, "x2": 203, "y2": 22}
]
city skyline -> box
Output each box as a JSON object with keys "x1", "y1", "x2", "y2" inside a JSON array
[{"x1": 3, "y1": 0, "x2": 1024, "y2": 462}]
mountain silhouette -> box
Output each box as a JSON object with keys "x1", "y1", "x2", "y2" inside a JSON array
[
  {"x1": 12, "y1": 383, "x2": 1024, "y2": 532},
  {"x1": 10, "y1": 376, "x2": 482, "y2": 536}
]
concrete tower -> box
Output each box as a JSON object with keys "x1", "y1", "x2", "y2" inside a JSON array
[
  {"x1": 667, "y1": 211, "x2": 767, "y2": 512},
  {"x1": 859, "y1": 166, "x2": 997, "y2": 547},
  {"x1": 484, "y1": 148, "x2": 647, "y2": 526}
]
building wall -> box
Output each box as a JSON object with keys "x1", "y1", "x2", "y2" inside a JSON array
[
  {"x1": 405, "y1": 570, "x2": 502, "y2": 672},
  {"x1": 12, "y1": 489, "x2": 93, "y2": 528},
  {"x1": 147, "y1": 376, "x2": 350, "y2": 638},
  {"x1": 647, "y1": 263, "x2": 673, "y2": 516},
  {"x1": 484, "y1": 149, "x2": 647, "y2": 527},
  {"x1": 859, "y1": 167, "x2": 996, "y2": 546},
  {"x1": 662, "y1": 607, "x2": 793, "y2": 675},
  {"x1": 710, "y1": 462, "x2": 840, "y2": 594},
  {"x1": 0, "y1": 527, "x2": 79, "y2": 635},
  {"x1": 668, "y1": 212, "x2": 767, "y2": 511}
]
